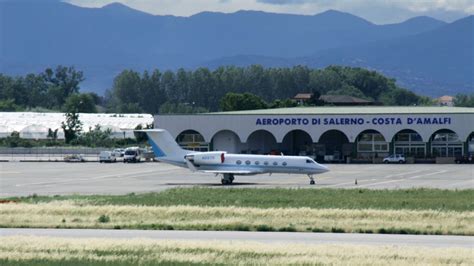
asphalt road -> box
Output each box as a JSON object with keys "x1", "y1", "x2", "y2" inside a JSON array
[
  {"x1": 1, "y1": 162, "x2": 472, "y2": 197},
  {"x1": 1, "y1": 228, "x2": 472, "y2": 248}
]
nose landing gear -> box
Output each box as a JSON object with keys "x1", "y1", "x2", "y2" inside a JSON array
[
  {"x1": 221, "y1": 173, "x2": 234, "y2": 185},
  {"x1": 308, "y1": 174, "x2": 316, "y2": 185}
]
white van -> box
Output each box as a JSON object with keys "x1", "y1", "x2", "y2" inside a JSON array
[
  {"x1": 99, "y1": 151, "x2": 117, "y2": 163},
  {"x1": 123, "y1": 147, "x2": 141, "y2": 163}
]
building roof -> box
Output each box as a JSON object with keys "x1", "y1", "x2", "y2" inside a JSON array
[
  {"x1": 293, "y1": 93, "x2": 313, "y2": 100},
  {"x1": 203, "y1": 106, "x2": 474, "y2": 115},
  {"x1": 437, "y1": 95, "x2": 454, "y2": 102},
  {"x1": 0, "y1": 112, "x2": 153, "y2": 133},
  {"x1": 320, "y1": 94, "x2": 372, "y2": 103}
]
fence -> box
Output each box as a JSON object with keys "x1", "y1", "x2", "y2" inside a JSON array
[{"x1": 0, "y1": 147, "x2": 106, "y2": 162}]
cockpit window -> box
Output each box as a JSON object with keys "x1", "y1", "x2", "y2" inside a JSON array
[{"x1": 306, "y1": 159, "x2": 313, "y2": 163}]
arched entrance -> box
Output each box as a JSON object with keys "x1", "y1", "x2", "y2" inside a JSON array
[
  {"x1": 176, "y1": 130, "x2": 208, "y2": 151},
  {"x1": 211, "y1": 130, "x2": 242, "y2": 153},
  {"x1": 392, "y1": 129, "x2": 425, "y2": 157},
  {"x1": 356, "y1": 129, "x2": 388, "y2": 158},
  {"x1": 468, "y1": 132, "x2": 474, "y2": 155},
  {"x1": 317, "y1": 130, "x2": 351, "y2": 162},
  {"x1": 280, "y1": 130, "x2": 313, "y2": 156},
  {"x1": 244, "y1": 130, "x2": 277, "y2": 154},
  {"x1": 430, "y1": 129, "x2": 463, "y2": 157}
]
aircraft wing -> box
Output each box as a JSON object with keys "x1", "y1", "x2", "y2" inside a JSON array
[{"x1": 201, "y1": 170, "x2": 264, "y2": 175}]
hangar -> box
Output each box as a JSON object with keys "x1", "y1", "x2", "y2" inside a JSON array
[{"x1": 155, "y1": 106, "x2": 474, "y2": 163}]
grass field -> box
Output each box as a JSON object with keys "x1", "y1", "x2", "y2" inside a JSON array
[
  {"x1": 1, "y1": 201, "x2": 473, "y2": 235},
  {"x1": 1, "y1": 236, "x2": 472, "y2": 265},
  {"x1": 9, "y1": 188, "x2": 474, "y2": 211},
  {"x1": 2, "y1": 188, "x2": 473, "y2": 235}
]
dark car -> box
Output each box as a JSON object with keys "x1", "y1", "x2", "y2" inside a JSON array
[{"x1": 455, "y1": 155, "x2": 473, "y2": 164}]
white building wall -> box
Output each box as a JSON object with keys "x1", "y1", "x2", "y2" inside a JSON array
[{"x1": 156, "y1": 113, "x2": 474, "y2": 144}]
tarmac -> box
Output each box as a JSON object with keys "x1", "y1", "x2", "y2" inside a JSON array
[
  {"x1": 0, "y1": 162, "x2": 472, "y2": 197},
  {"x1": 1, "y1": 228, "x2": 472, "y2": 248}
]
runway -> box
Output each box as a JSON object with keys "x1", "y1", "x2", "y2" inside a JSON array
[
  {"x1": 1, "y1": 162, "x2": 473, "y2": 197},
  {"x1": 1, "y1": 228, "x2": 472, "y2": 248}
]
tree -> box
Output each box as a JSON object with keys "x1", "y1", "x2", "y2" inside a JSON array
[
  {"x1": 134, "y1": 123, "x2": 154, "y2": 143},
  {"x1": 159, "y1": 102, "x2": 208, "y2": 114},
  {"x1": 454, "y1": 94, "x2": 474, "y2": 107},
  {"x1": 110, "y1": 70, "x2": 143, "y2": 113},
  {"x1": 43, "y1": 66, "x2": 84, "y2": 108},
  {"x1": 61, "y1": 112, "x2": 83, "y2": 144},
  {"x1": 326, "y1": 84, "x2": 367, "y2": 100},
  {"x1": 63, "y1": 93, "x2": 97, "y2": 113},
  {"x1": 0, "y1": 99, "x2": 22, "y2": 111},
  {"x1": 269, "y1": 98, "x2": 298, "y2": 108},
  {"x1": 47, "y1": 128, "x2": 58, "y2": 140},
  {"x1": 75, "y1": 125, "x2": 113, "y2": 147},
  {"x1": 220, "y1": 92, "x2": 267, "y2": 111}
]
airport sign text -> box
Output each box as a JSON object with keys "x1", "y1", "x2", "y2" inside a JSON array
[{"x1": 255, "y1": 117, "x2": 452, "y2": 126}]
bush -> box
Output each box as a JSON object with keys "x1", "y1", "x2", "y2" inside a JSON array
[
  {"x1": 256, "y1": 224, "x2": 275, "y2": 231},
  {"x1": 278, "y1": 226, "x2": 296, "y2": 232},
  {"x1": 98, "y1": 214, "x2": 110, "y2": 223}
]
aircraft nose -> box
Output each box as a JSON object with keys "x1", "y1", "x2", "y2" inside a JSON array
[{"x1": 320, "y1": 164, "x2": 329, "y2": 172}]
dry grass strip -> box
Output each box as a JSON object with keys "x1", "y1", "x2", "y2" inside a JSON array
[
  {"x1": 1, "y1": 201, "x2": 473, "y2": 235},
  {"x1": 0, "y1": 236, "x2": 472, "y2": 265}
]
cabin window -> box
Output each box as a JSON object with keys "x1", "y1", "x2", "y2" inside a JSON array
[
  {"x1": 282, "y1": 162, "x2": 287, "y2": 166},
  {"x1": 245, "y1": 160, "x2": 251, "y2": 165},
  {"x1": 236, "y1": 160, "x2": 242, "y2": 165},
  {"x1": 263, "y1": 161, "x2": 269, "y2": 166},
  {"x1": 255, "y1": 161, "x2": 260, "y2": 165},
  {"x1": 273, "y1": 162, "x2": 278, "y2": 166}
]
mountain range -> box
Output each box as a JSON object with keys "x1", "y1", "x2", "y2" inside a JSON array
[{"x1": 1, "y1": 1, "x2": 472, "y2": 96}]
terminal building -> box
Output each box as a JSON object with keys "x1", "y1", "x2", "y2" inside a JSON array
[{"x1": 155, "y1": 106, "x2": 474, "y2": 163}]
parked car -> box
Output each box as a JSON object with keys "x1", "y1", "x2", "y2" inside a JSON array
[
  {"x1": 99, "y1": 151, "x2": 117, "y2": 163},
  {"x1": 455, "y1": 155, "x2": 473, "y2": 164},
  {"x1": 113, "y1": 148, "x2": 125, "y2": 157},
  {"x1": 383, "y1": 154, "x2": 406, "y2": 164},
  {"x1": 123, "y1": 147, "x2": 142, "y2": 163},
  {"x1": 64, "y1": 154, "x2": 85, "y2": 162}
]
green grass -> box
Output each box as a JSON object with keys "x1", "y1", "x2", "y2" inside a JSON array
[{"x1": 9, "y1": 188, "x2": 474, "y2": 211}]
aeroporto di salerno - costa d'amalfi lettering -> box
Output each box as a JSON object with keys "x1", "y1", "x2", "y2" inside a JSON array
[{"x1": 255, "y1": 117, "x2": 452, "y2": 126}]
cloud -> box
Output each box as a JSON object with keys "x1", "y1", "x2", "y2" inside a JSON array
[{"x1": 66, "y1": 0, "x2": 473, "y2": 23}]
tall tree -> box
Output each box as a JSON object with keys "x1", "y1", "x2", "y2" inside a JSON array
[
  {"x1": 42, "y1": 66, "x2": 84, "y2": 108},
  {"x1": 63, "y1": 93, "x2": 97, "y2": 113},
  {"x1": 61, "y1": 112, "x2": 83, "y2": 144},
  {"x1": 220, "y1": 92, "x2": 267, "y2": 111}
]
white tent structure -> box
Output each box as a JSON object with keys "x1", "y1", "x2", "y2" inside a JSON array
[
  {"x1": 0, "y1": 112, "x2": 153, "y2": 139},
  {"x1": 20, "y1": 124, "x2": 50, "y2": 139},
  {"x1": 0, "y1": 125, "x2": 10, "y2": 138}
]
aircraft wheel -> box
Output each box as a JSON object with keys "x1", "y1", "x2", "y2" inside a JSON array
[{"x1": 310, "y1": 180, "x2": 316, "y2": 185}]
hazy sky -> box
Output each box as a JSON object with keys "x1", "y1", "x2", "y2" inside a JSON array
[{"x1": 66, "y1": 0, "x2": 473, "y2": 24}]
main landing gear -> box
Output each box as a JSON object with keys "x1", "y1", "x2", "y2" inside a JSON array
[
  {"x1": 221, "y1": 173, "x2": 234, "y2": 185},
  {"x1": 308, "y1": 174, "x2": 316, "y2": 185}
]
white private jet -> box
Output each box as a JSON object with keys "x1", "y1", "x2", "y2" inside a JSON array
[{"x1": 139, "y1": 129, "x2": 329, "y2": 185}]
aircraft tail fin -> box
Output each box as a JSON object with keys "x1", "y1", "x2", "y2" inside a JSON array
[{"x1": 137, "y1": 129, "x2": 191, "y2": 160}]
